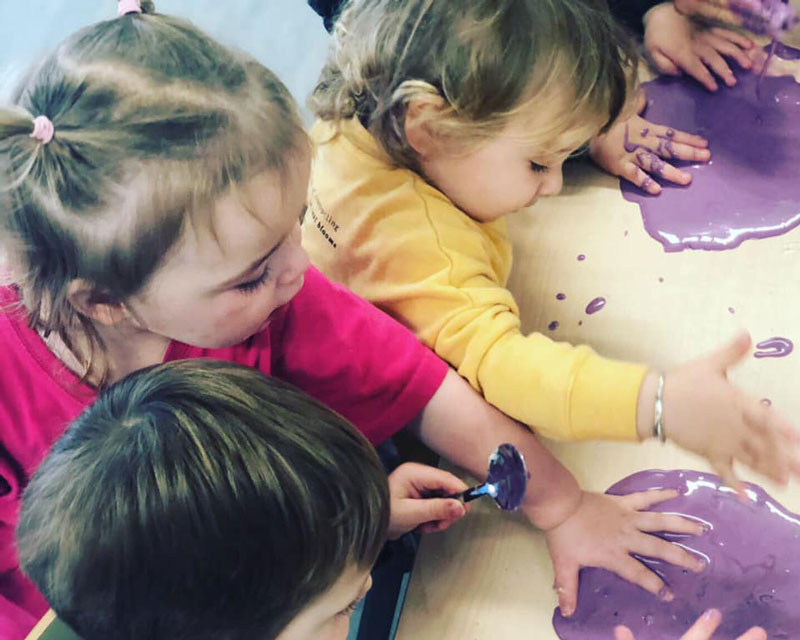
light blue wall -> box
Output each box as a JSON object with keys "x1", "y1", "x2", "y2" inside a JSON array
[{"x1": 0, "y1": 0, "x2": 330, "y2": 121}]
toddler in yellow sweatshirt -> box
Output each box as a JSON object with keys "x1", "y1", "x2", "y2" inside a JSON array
[{"x1": 303, "y1": 0, "x2": 800, "y2": 491}]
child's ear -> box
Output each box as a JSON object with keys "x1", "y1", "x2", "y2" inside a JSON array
[
  {"x1": 66, "y1": 280, "x2": 129, "y2": 327},
  {"x1": 404, "y1": 95, "x2": 447, "y2": 158}
]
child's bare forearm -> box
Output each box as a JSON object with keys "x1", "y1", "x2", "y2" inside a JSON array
[{"x1": 409, "y1": 369, "x2": 582, "y2": 530}]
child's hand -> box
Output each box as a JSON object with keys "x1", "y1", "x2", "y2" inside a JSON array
[
  {"x1": 644, "y1": 2, "x2": 754, "y2": 91},
  {"x1": 589, "y1": 91, "x2": 710, "y2": 195},
  {"x1": 545, "y1": 490, "x2": 707, "y2": 617},
  {"x1": 641, "y1": 333, "x2": 800, "y2": 494},
  {"x1": 387, "y1": 462, "x2": 469, "y2": 539},
  {"x1": 615, "y1": 607, "x2": 767, "y2": 640}
]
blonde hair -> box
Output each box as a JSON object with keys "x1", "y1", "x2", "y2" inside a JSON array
[
  {"x1": 0, "y1": 2, "x2": 306, "y2": 386},
  {"x1": 311, "y1": 0, "x2": 638, "y2": 170}
]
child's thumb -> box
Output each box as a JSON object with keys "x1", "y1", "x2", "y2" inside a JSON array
[
  {"x1": 414, "y1": 498, "x2": 465, "y2": 529},
  {"x1": 710, "y1": 332, "x2": 751, "y2": 370}
]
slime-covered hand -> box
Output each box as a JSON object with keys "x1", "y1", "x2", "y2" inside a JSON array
[
  {"x1": 544, "y1": 490, "x2": 707, "y2": 618},
  {"x1": 645, "y1": 2, "x2": 755, "y2": 91},
  {"x1": 589, "y1": 91, "x2": 710, "y2": 194}
]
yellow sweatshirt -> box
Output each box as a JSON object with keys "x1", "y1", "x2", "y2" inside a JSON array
[{"x1": 304, "y1": 117, "x2": 647, "y2": 441}]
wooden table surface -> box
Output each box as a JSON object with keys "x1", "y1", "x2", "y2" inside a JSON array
[{"x1": 394, "y1": 156, "x2": 800, "y2": 640}]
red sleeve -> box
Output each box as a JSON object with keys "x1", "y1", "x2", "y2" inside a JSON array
[{"x1": 271, "y1": 268, "x2": 448, "y2": 444}]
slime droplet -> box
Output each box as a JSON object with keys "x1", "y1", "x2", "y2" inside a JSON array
[
  {"x1": 548, "y1": 321, "x2": 559, "y2": 331},
  {"x1": 585, "y1": 297, "x2": 606, "y2": 315},
  {"x1": 754, "y1": 337, "x2": 794, "y2": 358}
]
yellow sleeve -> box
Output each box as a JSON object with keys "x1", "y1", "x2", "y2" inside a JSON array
[{"x1": 305, "y1": 129, "x2": 646, "y2": 441}]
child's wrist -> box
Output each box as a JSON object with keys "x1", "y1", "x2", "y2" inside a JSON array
[{"x1": 523, "y1": 479, "x2": 583, "y2": 531}]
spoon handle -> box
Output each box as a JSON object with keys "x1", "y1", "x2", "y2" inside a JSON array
[{"x1": 422, "y1": 482, "x2": 494, "y2": 503}]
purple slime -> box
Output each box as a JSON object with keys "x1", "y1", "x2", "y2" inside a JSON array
[
  {"x1": 754, "y1": 336, "x2": 794, "y2": 358},
  {"x1": 621, "y1": 45, "x2": 800, "y2": 252},
  {"x1": 548, "y1": 321, "x2": 560, "y2": 331},
  {"x1": 553, "y1": 469, "x2": 800, "y2": 639},
  {"x1": 556, "y1": 293, "x2": 567, "y2": 301},
  {"x1": 577, "y1": 254, "x2": 586, "y2": 261},
  {"x1": 585, "y1": 297, "x2": 606, "y2": 315}
]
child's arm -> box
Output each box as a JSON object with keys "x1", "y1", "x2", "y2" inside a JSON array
[{"x1": 410, "y1": 369, "x2": 707, "y2": 617}]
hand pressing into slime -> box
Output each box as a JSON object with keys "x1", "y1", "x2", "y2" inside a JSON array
[
  {"x1": 637, "y1": 333, "x2": 800, "y2": 495},
  {"x1": 644, "y1": 2, "x2": 755, "y2": 92},
  {"x1": 387, "y1": 462, "x2": 469, "y2": 539},
  {"x1": 614, "y1": 607, "x2": 767, "y2": 640},
  {"x1": 545, "y1": 490, "x2": 707, "y2": 618},
  {"x1": 589, "y1": 91, "x2": 710, "y2": 194}
]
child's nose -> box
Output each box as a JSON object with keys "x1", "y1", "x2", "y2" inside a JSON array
[
  {"x1": 540, "y1": 167, "x2": 564, "y2": 197},
  {"x1": 280, "y1": 245, "x2": 311, "y2": 285}
]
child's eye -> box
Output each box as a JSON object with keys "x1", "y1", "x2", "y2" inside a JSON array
[
  {"x1": 337, "y1": 595, "x2": 366, "y2": 618},
  {"x1": 234, "y1": 267, "x2": 270, "y2": 294},
  {"x1": 529, "y1": 161, "x2": 548, "y2": 174}
]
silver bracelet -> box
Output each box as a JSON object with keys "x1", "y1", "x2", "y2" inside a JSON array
[{"x1": 653, "y1": 373, "x2": 666, "y2": 443}]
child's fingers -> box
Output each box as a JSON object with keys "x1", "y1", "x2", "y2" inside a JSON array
[
  {"x1": 682, "y1": 609, "x2": 723, "y2": 639},
  {"x1": 709, "y1": 26, "x2": 753, "y2": 51},
  {"x1": 605, "y1": 554, "x2": 671, "y2": 602},
  {"x1": 392, "y1": 462, "x2": 469, "y2": 496},
  {"x1": 631, "y1": 534, "x2": 706, "y2": 573},
  {"x1": 676, "y1": 51, "x2": 720, "y2": 90},
  {"x1": 614, "y1": 626, "x2": 636, "y2": 640},
  {"x1": 635, "y1": 151, "x2": 692, "y2": 185},
  {"x1": 710, "y1": 459, "x2": 746, "y2": 498},
  {"x1": 635, "y1": 511, "x2": 706, "y2": 537},
  {"x1": 737, "y1": 628, "x2": 768, "y2": 640},
  {"x1": 622, "y1": 161, "x2": 662, "y2": 195},
  {"x1": 708, "y1": 331, "x2": 751, "y2": 371},
  {"x1": 703, "y1": 31, "x2": 753, "y2": 69},
  {"x1": 552, "y1": 558, "x2": 579, "y2": 617},
  {"x1": 651, "y1": 49, "x2": 681, "y2": 75},
  {"x1": 696, "y1": 44, "x2": 737, "y2": 86},
  {"x1": 622, "y1": 488, "x2": 679, "y2": 511}
]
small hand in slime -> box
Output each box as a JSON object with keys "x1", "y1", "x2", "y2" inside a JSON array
[
  {"x1": 545, "y1": 490, "x2": 707, "y2": 618},
  {"x1": 645, "y1": 2, "x2": 756, "y2": 91},
  {"x1": 614, "y1": 608, "x2": 767, "y2": 640},
  {"x1": 590, "y1": 91, "x2": 710, "y2": 194}
]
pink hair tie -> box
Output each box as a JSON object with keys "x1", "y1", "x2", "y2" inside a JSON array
[
  {"x1": 118, "y1": 0, "x2": 142, "y2": 16},
  {"x1": 30, "y1": 116, "x2": 55, "y2": 145}
]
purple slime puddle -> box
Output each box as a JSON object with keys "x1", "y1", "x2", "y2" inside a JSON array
[
  {"x1": 754, "y1": 336, "x2": 794, "y2": 358},
  {"x1": 621, "y1": 45, "x2": 800, "y2": 252},
  {"x1": 548, "y1": 320, "x2": 560, "y2": 331},
  {"x1": 556, "y1": 293, "x2": 567, "y2": 301},
  {"x1": 577, "y1": 254, "x2": 586, "y2": 261},
  {"x1": 585, "y1": 297, "x2": 606, "y2": 315},
  {"x1": 553, "y1": 469, "x2": 800, "y2": 639},
  {"x1": 728, "y1": 307, "x2": 736, "y2": 314}
]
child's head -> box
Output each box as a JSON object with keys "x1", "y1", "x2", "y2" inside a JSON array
[
  {"x1": 312, "y1": 0, "x2": 638, "y2": 221},
  {"x1": 17, "y1": 359, "x2": 390, "y2": 640},
  {"x1": 0, "y1": 3, "x2": 310, "y2": 385}
]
